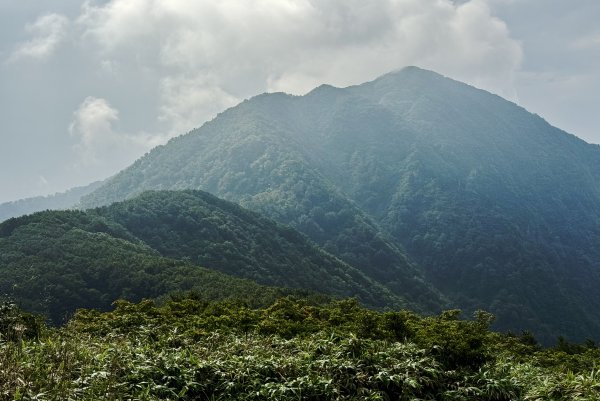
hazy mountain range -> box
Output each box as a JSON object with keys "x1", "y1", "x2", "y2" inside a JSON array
[
  {"x1": 3, "y1": 66, "x2": 600, "y2": 342},
  {"x1": 0, "y1": 181, "x2": 103, "y2": 222}
]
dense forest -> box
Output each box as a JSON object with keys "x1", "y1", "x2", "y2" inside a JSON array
[
  {"x1": 93, "y1": 190, "x2": 408, "y2": 310},
  {"x1": 1, "y1": 296, "x2": 599, "y2": 400},
  {"x1": 3, "y1": 67, "x2": 600, "y2": 343},
  {"x1": 0, "y1": 207, "x2": 294, "y2": 324},
  {"x1": 78, "y1": 67, "x2": 600, "y2": 343},
  {"x1": 0, "y1": 190, "x2": 407, "y2": 323}
]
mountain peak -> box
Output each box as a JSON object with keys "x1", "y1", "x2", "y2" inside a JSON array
[
  {"x1": 306, "y1": 83, "x2": 339, "y2": 95},
  {"x1": 67, "y1": 67, "x2": 600, "y2": 342},
  {"x1": 373, "y1": 65, "x2": 446, "y2": 83}
]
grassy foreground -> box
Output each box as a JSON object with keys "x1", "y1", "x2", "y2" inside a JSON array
[{"x1": 1, "y1": 297, "x2": 599, "y2": 400}]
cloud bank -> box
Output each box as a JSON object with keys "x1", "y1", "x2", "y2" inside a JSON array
[
  {"x1": 74, "y1": 0, "x2": 522, "y2": 133},
  {"x1": 1, "y1": 0, "x2": 530, "y2": 201}
]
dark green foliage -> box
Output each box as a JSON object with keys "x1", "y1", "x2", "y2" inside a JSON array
[
  {"x1": 0, "y1": 190, "x2": 405, "y2": 324},
  {"x1": 79, "y1": 96, "x2": 446, "y2": 314},
  {"x1": 79, "y1": 67, "x2": 600, "y2": 342},
  {"x1": 411, "y1": 309, "x2": 495, "y2": 370},
  {"x1": 92, "y1": 190, "x2": 403, "y2": 309},
  {"x1": 0, "y1": 209, "x2": 314, "y2": 324},
  {"x1": 0, "y1": 301, "x2": 43, "y2": 342}
]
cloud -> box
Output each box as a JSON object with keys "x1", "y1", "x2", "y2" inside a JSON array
[
  {"x1": 75, "y1": 0, "x2": 523, "y2": 134},
  {"x1": 159, "y1": 75, "x2": 239, "y2": 136},
  {"x1": 69, "y1": 96, "x2": 120, "y2": 165},
  {"x1": 8, "y1": 13, "x2": 69, "y2": 62},
  {"x1": 69, "y1": 96, "x2": 162, "y2": 174},
  {"x1": 7, "y1": 0, "x2": 600, "y2": 203}
]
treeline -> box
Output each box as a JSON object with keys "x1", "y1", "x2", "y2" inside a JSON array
[{"x1": 1, "y1": 297, "x2": 599, "y2": 400}]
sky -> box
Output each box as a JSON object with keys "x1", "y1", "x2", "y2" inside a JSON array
[{"x1": 0, "y1": 0, "x2": 599, "y2": 203}]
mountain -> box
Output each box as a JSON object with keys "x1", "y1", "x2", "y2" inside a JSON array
[
  {"x1": 0, "y1": 190, "x2": 406, "y2": 323},
  {"x1": 0, "y1": 206, "x2": 312, "y2": 324},
  {"x1": 92, "y1": 190, "x2": 403, "y2": 309},
  {"x1": 79, "y1": 95, "x2": 446, "y2": 314},
  {"x1": 0, "y1": 181, "x2": 103, "y2": 223},
  {"x1": 0, "y1": 209, "x2": 283, "y2": 324},
  {"x1": 80, "y1": 67, "x2": 600, "y2": 342}
]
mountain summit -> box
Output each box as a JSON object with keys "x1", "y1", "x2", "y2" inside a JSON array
[{"x1": 75, "y1": 67, "x2": 600, "y2": 342}]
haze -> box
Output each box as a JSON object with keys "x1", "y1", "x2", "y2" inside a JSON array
[{"x1": 0, "y1": 0, "x2": 598, "y2": 203}]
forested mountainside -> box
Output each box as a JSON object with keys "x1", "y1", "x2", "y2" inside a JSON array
[
  {"x1": 0, "y1": 181, "x2": 103, "y2": 223},
  {"x1": 0, "y1": 190, "x2": 407, "y2": 323},
  {"x1": 80, "y1": 131, "x2": 444, "y2": 313},
  {"x1": 91, "y1": 190, "x2": 407, "y2": 310},
  {"x1": 0, "y1": 208, "x2": 286, "y2": 324},
  {"x1": 80, "y1": 67, "x2": 600, "y2": 342}
]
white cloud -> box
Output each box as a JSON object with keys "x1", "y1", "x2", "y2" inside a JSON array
[
  {"x1": 69, "y1": 96, "x2": 120, "y2": 165},
  {"x1": 159, "y1": 75, "x2": 239, "y2": 136},
  {"x1": 8, "y1": 13, "x2": 69, "y2": 62},
  {"x1": 69, "y1": 96, "x2": 162, "y2": 175},
  {"x1": 75, "y1": 0, "x2": 523, "y2": 134}
]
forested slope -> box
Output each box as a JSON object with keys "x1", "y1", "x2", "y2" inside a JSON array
[
  {"x1": 0, "y1": 208, "x2": 295, "y2": 323},
  {"x1": 0, "y1": 190, "x2": 406, "y2": 323},
  {"x1": 80, "y1": 67, "x2": 600, "y2": 342},
  {"x1": 93, "y1": 190, "x2": 403, "y2": 309}
]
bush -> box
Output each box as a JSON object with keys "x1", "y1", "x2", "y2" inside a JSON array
[{"x1": 0, "y1": 301, "x2": 44, "y2": 342}]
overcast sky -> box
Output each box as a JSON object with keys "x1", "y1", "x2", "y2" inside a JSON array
[{"x1": 1, "y1": 0, "x2": 599, "y2": 203}]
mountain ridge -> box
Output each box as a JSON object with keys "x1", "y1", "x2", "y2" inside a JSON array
[
  {"x1": 75, "y1": 67, "x2": 600, "y2": 342},
  {"x1": 3, "y1": 67, "x2": 599, "y2": 341},
  {"x1": 93, "y1": 189, "x2": 409, "y2": 310},
  {"x1": 0, "y1": 180, "x2": 104, "y2": 223},
  {"x1": 1, "y1": 189, "x2": 419, "y2": 323}
]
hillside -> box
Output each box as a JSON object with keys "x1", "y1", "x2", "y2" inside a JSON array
[
  {"x1": 80, "y1": 67, "x2": 600, "y2": 342},
  {"x1": 92, "y1": 190, "x2": 403, "y2": 309},
  {"x1": 0, "y1": 208, "x2": 297, "y2": 324},
  {"x1": 0, "y1": 190, "x2": 405, "y2": 323}
]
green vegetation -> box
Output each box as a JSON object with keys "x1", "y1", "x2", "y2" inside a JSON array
[
  {"x1": 79, "y1": 94, "x2": 446, "y2": 314},
  {"x1": 4, "y1": 68, "x2": 599, "y2": 399},
  {"x1": 0, "y1": 190, "x2": 402, "y2": 324},
  {"x1": 94, "y1": 190, "x2": 403, "y2": 309},
  {"x1": 0, "y1": 207, "x2": 323, "y2": 324},
  {"x1": 2, "y1": 297, "x2": 599, "y2": 400},
  {"x1": 78, "y1": 67, "x2": 600, "y2": 342}
]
